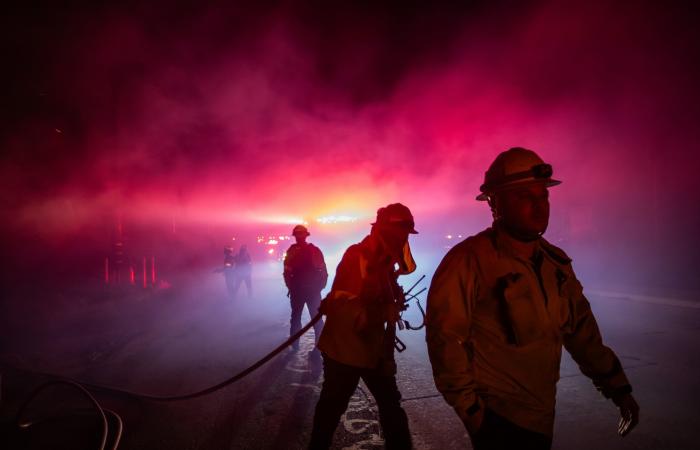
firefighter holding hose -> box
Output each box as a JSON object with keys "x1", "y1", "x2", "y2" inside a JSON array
[{"x1": 309, "y1": 203, "x2": 418, "y2": 450}]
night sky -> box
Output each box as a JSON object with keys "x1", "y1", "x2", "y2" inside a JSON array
[{"x1": 2, "y1": 1, "x2": 700, "y2": 291}]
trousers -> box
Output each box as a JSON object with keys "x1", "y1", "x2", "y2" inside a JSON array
[
  {"x1": 231, "y1": 274, "x2": 252, "y2": 299},
  {"x1": 309, "y1": 355, "x2": 412, "y2": 450},
  {"x1": 471, "y1": 408, "x2": 552, "y2": 450},
  {"x1": 289, "y1": 287, "x2": 323, "y2": 347}
]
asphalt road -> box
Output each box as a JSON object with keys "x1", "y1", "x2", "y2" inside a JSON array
[{"x1": 1, "y1": 268, "x2": 698, "y2": 449}]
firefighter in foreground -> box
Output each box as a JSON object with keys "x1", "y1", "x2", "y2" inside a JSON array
[
  {"x1": 309, "y1": 203, "x2": 417, "y2": 450},
  {"x1": 284, "y1": 225, "x2": 328, "y2": 351},
  {"x1": 426, "y1": 147, "x2": 639, "y2": 450}
]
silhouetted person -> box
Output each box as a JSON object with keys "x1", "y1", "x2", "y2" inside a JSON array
[
  {"x1": 283, "y1": 225, "x2": 327, "y2": 351},
  {"x1": 223, "y1": 246, "x2": 236, "y2": 299},
  {"x1": 232, "y1": 245, "x2": 252, "y2": 299},
  {"x1": 309, "y1": 203, "x2": 417, "y2": 450},
  {"x1": 426, "y1": 147, "x2": 639, "y2": 450}
]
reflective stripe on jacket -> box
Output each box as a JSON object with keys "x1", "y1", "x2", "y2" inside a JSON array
[{"x1": 426, "y1": 226, "x2": 630, "y2": 436}]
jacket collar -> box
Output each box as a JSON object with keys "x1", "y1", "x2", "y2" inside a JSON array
[{"x1": 490, "y1": 223, "x2": 543, "y2": 265}]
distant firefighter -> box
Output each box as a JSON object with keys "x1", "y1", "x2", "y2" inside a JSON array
[
  {"x1": 223, "y1": 246, "x2": 236, "y2": 299},
  {"x1": 309, "y1": 203, "x2": 418, "y2": 450},
  {"x1": 232, "y1": 245, "x2": 253, "y2": 299},
  {"x1": 426, "y1": 147, "x2": 639, "y2": 450},
  {"x1": 283, "y1": 225, "x2": 327, "y2": 351}
]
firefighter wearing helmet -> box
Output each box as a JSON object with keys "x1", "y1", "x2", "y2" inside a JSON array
[
  {"x1": 426, "y1": 147, "x2": 639, "y2": 449},
  {"x1": 309, "y1": 203, "x2": 418, "y2": 450},
  {"x1": 283, "y1": 224, "x2": 328, "y2": 351}
]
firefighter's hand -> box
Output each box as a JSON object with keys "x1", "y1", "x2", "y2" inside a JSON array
[
  {"x1": 383, "y1": 303, "x2": 401, "y2": 323},
  {"x1": 318, "y1": 299, "x2": 330, "y2": 316},
  {"x1": 461, "y1": 397, "x2": 485, "y2": 437},
  {"x1": 612, "y1": 393, "x2": 639, "y2": 436}
]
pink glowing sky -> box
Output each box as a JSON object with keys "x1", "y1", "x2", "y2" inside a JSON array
[{"x1": 1, "y1": 1, "x2": 699, "y2": 287}]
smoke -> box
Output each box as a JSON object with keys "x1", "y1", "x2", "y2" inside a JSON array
[{"x1": 1, "y1": 1, "x2": 699, "y2": 291}]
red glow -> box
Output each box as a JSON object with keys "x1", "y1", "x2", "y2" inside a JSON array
[
  {"x1": 1, "y1": 2, "x2": 698, "y2": 291},
  {"x1": 151, "y1": 256, "x2": 156, "y2": 286}
]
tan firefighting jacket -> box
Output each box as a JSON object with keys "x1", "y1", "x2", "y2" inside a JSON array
[
  {"x1": 318, "y1": 235, "x2": 411, "y2": 374},
  {"x1": 426, "y1": 226, "x2": 630, "y2": 436}
]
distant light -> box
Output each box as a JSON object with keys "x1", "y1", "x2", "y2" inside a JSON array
[
  {"x1": 317, "y1": 215, "x2": 358, "y2": 224},
  {"x1": 267, "y1": 239, "x2": 278, "y2": 245},
  {"x1": 54, "y1": 128, "x2": 62, "y2": 134},
  {"x1": 267, "y1": 248, "x2": 275, "y2": 255},
  {"x1": 446, "y1": 235, "x2": 452, "y2": 239},
  {"x1": 231, "y1": 237, "x2": 236, "y2": 241},
  {"x1": 258, "y1": 216, "x2": 308, "y2": 226},
  {"x1": 458, "y1": 235, "x2": 462, "y2": 239}
]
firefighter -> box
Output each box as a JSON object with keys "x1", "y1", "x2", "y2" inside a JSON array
[
  {"x1": 426, "y1": 147, "x2": 639, "y2": 449},
  {"x1": 223, "y1": 246, "x2": 236, "y2": 299},
  {"x1": 309, "y1": 203, "x2": 418, "y2": 450},
  {"x1": 232, "y1": 245, "x2": 253, "y2": 299},
  {"x1": 283, "y1": 225, "x2": 328, "y2": 351}
]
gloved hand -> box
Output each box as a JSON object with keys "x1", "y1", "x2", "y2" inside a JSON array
[
  {"x1": 612, "y1": 393, "x2": 639, "y2": 436},
  {"x1": 318, "y1": 298, "x2": 329, "y2": 316},
  {"x1": 383, "y1": 303, "x2": 401, "y2": 323}
]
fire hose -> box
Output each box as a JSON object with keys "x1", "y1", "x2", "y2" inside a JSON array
[
  {"x1": 84, "y1": 273, "x2": 426, "y2": 400},
  {"x1": 11, "y1": 274, "x2": 427, "y2": 402},
  {"x1": 2, "y1": 315, "x2": 322, "y2": 450},
  {"x1": 85, "y1": 311, "x2": 325, "y2": 401},
  {"x1": 4, "y1": 275, "x2": 427, "y2": 449},
  {"x1": 14, "y1": 379, "x2": 122, "y2": 450}
]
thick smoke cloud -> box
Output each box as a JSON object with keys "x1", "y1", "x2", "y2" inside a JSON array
[{"x1": 1, "y1": 1, "x2": 699, "y2": 291}]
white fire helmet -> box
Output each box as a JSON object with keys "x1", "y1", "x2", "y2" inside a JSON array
[{"x1": 476, "y1": 147, "x2": 562, "y2": 201}]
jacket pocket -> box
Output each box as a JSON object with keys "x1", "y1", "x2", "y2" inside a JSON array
[{"x1": 497, "y1": 273, "x2": 547, "y2": 346}]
